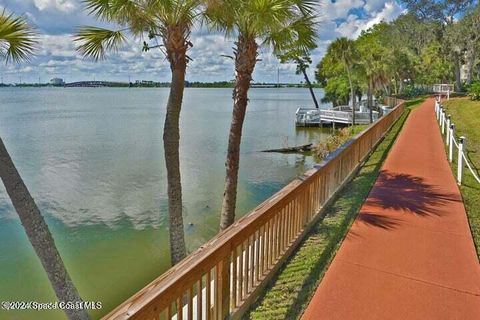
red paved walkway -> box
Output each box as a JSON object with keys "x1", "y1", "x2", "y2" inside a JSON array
[{"x1": 302, "y1": 98, "x2": 480, "y2": 320}]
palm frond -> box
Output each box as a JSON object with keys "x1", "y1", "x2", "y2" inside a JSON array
[
  {"x1": 267, "y1": 14, "x2": 317, "y2": 55},
  {"x1": 206, "y1": 0, "x2": 318, "y2": 50},
  {"x1": 75, "y1": 26, "x2": 127, "y2": 60},
  {"x1": 149, "y1": 0, "x2": 201, "y2": 30},
  {"x1": 0, "y1": 10, "x2": 37, "y2": 63},
  {"x1": 83, "y1": 0, "x2": 138, "y2": 23},
  {"x1": 203, "y1": 0, "x2": 236, "y2": 35}
]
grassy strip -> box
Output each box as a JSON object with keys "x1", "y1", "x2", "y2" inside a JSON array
[
  {"x1": 441, "y1": 98, "x2": 480, "y2": 258},
  {"x1": 248, "y1": 99, "x2": 424, "y2": 320}
]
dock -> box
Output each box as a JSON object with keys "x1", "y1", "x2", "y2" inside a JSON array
[{"x1": 295, "y1": 105, "x2": 384, "y2": 127}]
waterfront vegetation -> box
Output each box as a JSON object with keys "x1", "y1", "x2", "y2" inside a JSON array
[
  {"x1": 313, "y1": 125, "x2": 367, "y2": 160},
  {"x1": 317, "y1": 2, "x2": 480, "y2": 107},
  {"x1": 442, "y1": 98, "x2": 480, "y2": 257},
  {"x1": 249, "y1": 97, "x2": 425, "y2": 320}
]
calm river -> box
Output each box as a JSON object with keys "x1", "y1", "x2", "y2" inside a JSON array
[{"x1": 0, "y1": 87, "x2": 330, "y2": 319}]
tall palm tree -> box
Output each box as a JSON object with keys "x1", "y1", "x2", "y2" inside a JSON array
[
  {"x1": 279, "y1": 48, "x2": 319, "y2": 108},
  {"x1": 76, "y1": 0, "x2": 203, "y2": 265},
  {"x1": 356, "y1": 30, "x2": 390, "y2": 123},
  {"x1": 0, "y1": 11, "x2": 90, "y2": 320},
  {"x1": 205, "y1": 0, "x2": 317, "y2": 231},
  {"x1": 328, "y1": 37, "x2": 357, "y2": 125}
]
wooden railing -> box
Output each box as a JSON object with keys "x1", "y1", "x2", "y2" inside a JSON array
[{"x1": 103, "y1": 98, "x2": 405, "y2": 320}]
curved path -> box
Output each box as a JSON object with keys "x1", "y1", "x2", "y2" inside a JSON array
[{"x1": 302, "y1": 98, "x2": 480, "y2": 320}]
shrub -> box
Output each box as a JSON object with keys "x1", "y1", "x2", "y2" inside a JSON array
[
  {"x1": 313, "y1": 127, "x2": 354, "y2": 160},
  {"x1": 398, "y1": 85, "x2": 429, "y2": 99},
  {"x1": 467, "y1": 82, "x2": 480, "y2": 100}
]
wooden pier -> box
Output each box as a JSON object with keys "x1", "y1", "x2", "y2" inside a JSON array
[{"x1": 295, "y1": 106, "x2": 380, "y2": 127}]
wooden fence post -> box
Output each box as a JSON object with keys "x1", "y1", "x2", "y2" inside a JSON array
[{"x1": 218, "y1": 256, "x2": 231, "y2": 319}]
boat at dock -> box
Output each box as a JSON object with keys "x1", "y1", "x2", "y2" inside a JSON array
[{"x1": 295, "y1": 100, "x2": 389, "y2": 127}]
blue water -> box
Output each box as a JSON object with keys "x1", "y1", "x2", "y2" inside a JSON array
[{"x1": 0, "y1": 87, "x2": 329, "y2": 319}]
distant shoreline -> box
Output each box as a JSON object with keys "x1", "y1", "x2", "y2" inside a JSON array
[{"x1": 0, "y1": 82, "x2": 322, "y2": 89}]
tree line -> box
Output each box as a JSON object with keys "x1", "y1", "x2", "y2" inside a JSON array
[{"x1": 317, "y1": 0, "x2": 480, "y2": 115}]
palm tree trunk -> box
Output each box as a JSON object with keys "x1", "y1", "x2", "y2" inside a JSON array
[
  {"x1": 163, "y1": 28, "x2": 188, "y2": 265},
  {"x1": 345, "y1": 64, "x2": 355, "y2": 126},
  {"x1": 368, "y1": 80, "x2": 373, "y2": 123},
  {"x1": 300, "y1": 67, "x2": 319, "y2": 109},
  {"x1": 466, "y1": 49, "x2": 475, "y2": 86},
  {"x1": 0, "y1": 138, "x2": 90, "y2": 320},
  {"x1": 454, "y1": 55, "x2": 462, "y2": 92},
  {"x1": 220, "y1": 35, "x2": 258, "y2": 231}
]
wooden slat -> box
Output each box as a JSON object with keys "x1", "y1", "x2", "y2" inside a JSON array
[
  {"x1": 218, "y1": 256, "x2": 230, "y2": 319},
  {"x1": 238, "y1": 242, "x2": 243, "y2": 303},
  {"x1": 280, "y1": 207, "x2": 285, "y2": 253},
  {"x1": 206, "y1": 272, "x2": 211, "y2": 320},
  {"x1": 265, "y1": 219, "x2": 270, "y2": 271},
  {"x1": 249, "y1": 234, "x2": 255, "y2": 290},
  {"x1": 213, "y1": 267, "x2": 218, "y2": 320},
  {"x1": 197, "y1": 279, "x2": 202, "y2": 320},
  {"x1": 255, "y1": 230, "x2": 260, "y2": 284},
  {"x1": 259, "y1": 225, "x2": 265, "y2": 278},
  {"x1": 244, "y1": 238, "x2": 250, "y2": 295},
  {"x1": 176, "y1": 296, "x2": 183, "y2": 320},
  {"x1": 231, "y1": 247, "x2": 237, "y2": 310},
  {"x1": 167, "y1": 303, "x2": 172, "y2": 320},
  {"x1": 188, "y1": 287, "x2": 193, "y2": 320}
]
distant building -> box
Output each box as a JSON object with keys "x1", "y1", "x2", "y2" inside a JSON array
[{"x1": 50, "y1": 78, "x2": 65, "y2": 86}]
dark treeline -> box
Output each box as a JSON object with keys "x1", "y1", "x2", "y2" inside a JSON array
[{"x1": 317, "y1": 1, "x2": 480, "y2": 108}]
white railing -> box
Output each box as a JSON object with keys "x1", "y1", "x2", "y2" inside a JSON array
[
  {"x1": 433, "y1": 84, "x2": 454, "y2": 100},
  {"x1": 435, "y1": 99, "x2": 480, "y2": 185}
]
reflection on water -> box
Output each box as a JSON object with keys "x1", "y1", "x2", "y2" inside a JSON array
[{"x1": 0, "y1": 87, "x2": 330, "y2": 319}]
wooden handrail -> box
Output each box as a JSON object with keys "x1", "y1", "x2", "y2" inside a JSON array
[{"x1": 103, "y1": 98, "x2": 405, "y2": 320}]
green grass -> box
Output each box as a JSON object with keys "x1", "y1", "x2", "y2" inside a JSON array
[
  {"x1": 247, "y1": 99, "x2": 424, "y2": 320},
  {"x1": 441, "y1": 98, "x2": 480, "y2": 258}
]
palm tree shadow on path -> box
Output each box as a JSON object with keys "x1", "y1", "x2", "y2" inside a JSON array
[{"x1": 348, "y1": 170, "x2": 462, "y2": 239}]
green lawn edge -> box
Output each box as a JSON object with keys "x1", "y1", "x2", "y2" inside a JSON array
[
  {"x1": 441, "y1": 98, "x2": 480, "y2": 259},
  {"x1": 247, "y1": 98, "x2": 424, "y2": 320}
]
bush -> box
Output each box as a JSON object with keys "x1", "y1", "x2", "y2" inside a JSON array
[
  {"x1": 467, "y1": 82, "x2": 480, "y2": 100},
  {"x1": 398, "y1": 85, "x2": 429, "y2": 99},
  {"x1": 313, "y1": 127, "x2": 353, "y2": 160}
]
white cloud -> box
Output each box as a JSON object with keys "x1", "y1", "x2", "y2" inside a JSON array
[
  {"x1": 32, "y1": 0, "x2": 77, "y2": 13},
  {"x1": 0, "y1": 0, "x2": 405, "y2": 83},
  {"x1": 332, "y1": 1, "x2": 403, "y2": 39},
  {"x1": 320, "y1": 0, "x2": 365, "y2": 20}
]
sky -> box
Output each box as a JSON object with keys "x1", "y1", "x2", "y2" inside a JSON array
[{"x1": 0, "y1": 0, "x2": 405, "y2": 84}]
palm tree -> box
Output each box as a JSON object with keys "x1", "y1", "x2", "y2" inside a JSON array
[
  {"x1": 328, "y1": 37, "x2": 357, "y2": 125},
  {"x1": 356, "y1": 28, "x2": 390, "y2": 123},
  {"x1": 279, "y1": 51, "x2": 319, "y2": 108},
  {"x1": 0, "y1": 11, "x2": 90, "y2": 320},
  {"x1": 75, "y1": 0, "x2": 203, "y2": 265},
  {"x1": 205, "y1": 0, "x2": 317, "y2": 231}
]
